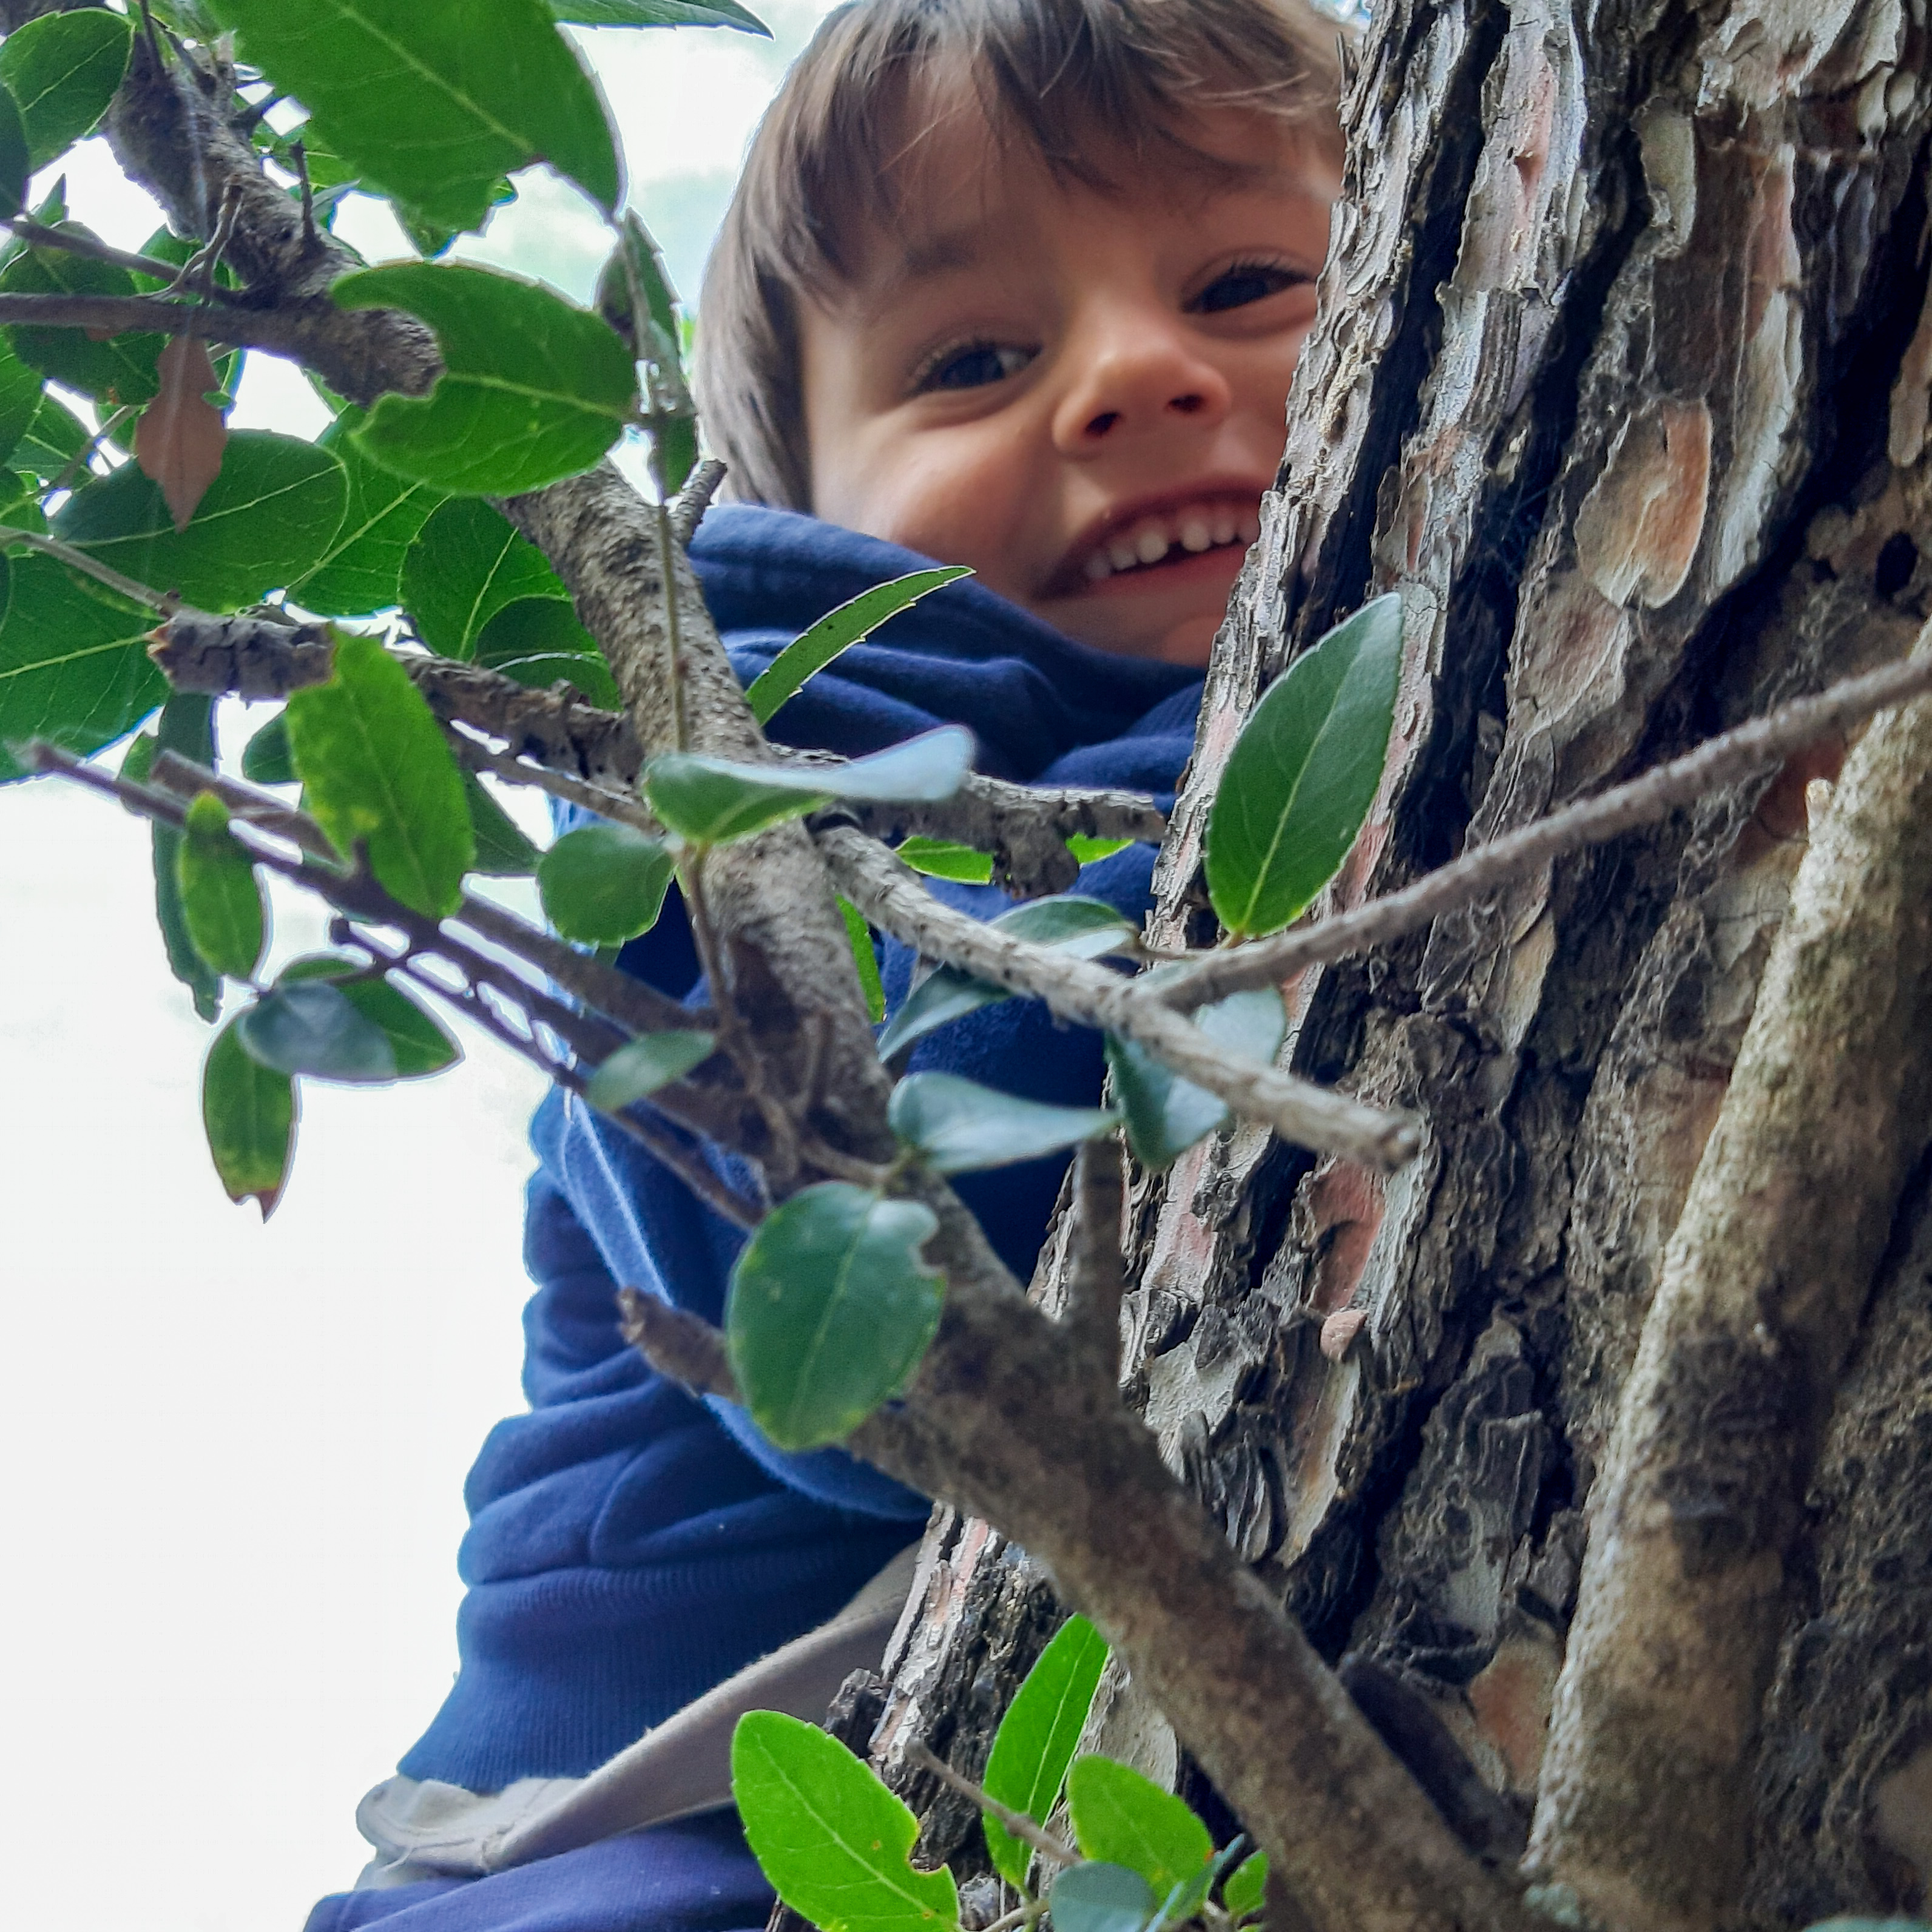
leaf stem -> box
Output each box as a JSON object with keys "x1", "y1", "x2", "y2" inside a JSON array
[
  {"x1": 0, "y1": 524, "x2": 170, "y2": 609},
  {"x1": 901, "y1": 1741, "x2": 1079, "y2": 1868}
]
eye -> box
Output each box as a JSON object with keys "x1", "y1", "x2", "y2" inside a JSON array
[
  {"x1": 1188, "y1": 260, "x2": 1312, "y2": 315},
  {"x1": 914, "y1": 340, "x2": 1036, "y2": 393}
]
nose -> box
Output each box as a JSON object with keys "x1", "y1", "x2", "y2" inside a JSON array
[{"x1": 1050, "y1": 305, "x2": 1234, "y2": 454}]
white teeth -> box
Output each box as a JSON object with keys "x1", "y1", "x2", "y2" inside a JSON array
[
  {"x1": 1079, "y1": 501, "x2": 1258, "y2": 584},
  {"x1": 1134, "y1": 525, "x2": 1169, "y2": 565},
  {"x1": 1084, "y1": 551, "x2": 1113, "y2": 583},
  {"x1": 1180, "y1": 516, "x2": 1212, "y2": 553},
  {"x1": 1210, "y1": 510, "x2": 1237, "y2": 545},
  {"x1": 1107, "y1": 537, "x2": 1139, "y2": 572}
]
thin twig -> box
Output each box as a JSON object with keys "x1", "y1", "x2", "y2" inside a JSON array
[
  {"x1": 0, "y1": 524, "x2": 169, "y2": 609},
  {"x1": 618, "y1": 1285, "x2": 748, "y2": 1387},
  {"x1": 817, "y1": 825, "x2": 1418, "y2": 1171},
  {"x1": 147, "y1": 747, "x2": 337, "y2": 859},
  {"x1": 901, "y1": 1741, "x2": 1079, "y2": 1868},
  {"x1": 2, "y1": 217, "x2": 243, "y2": 296},
  {"x1": 443, "y1": 723, "x2": 661, "y2": 836},
  {"x1": 655, "y1": 499, "x2": 688, "y2": 754},
  {"x1": 981, "y1": 1901, "x2": 1051, "y2": 1932},
  {"x1": 1147, "y1": 647, "x2": 1932, "y2": 1012},
  {"x1": 49, "y1": 404, "x2": 135, "y2": 496},
  {"x1": 290, "y1": 138, "x2": 318, "y2": 252},
  {"x1": 667, "y1": 457, "x2": 727, "y2": 547}
]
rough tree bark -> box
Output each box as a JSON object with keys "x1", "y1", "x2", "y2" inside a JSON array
[{"x1": 870, "y1": 1, "x2": 1932, "y2": 1925}]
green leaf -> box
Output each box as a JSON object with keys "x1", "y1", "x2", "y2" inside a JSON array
[
  {"x1": 585, "y1": 1028, "x2": 716, "y2": 1112},
  {"x1": 888, "y1": 1072, "x2": 1115, "y2": 1177},
  {"x1": 551, "y1": 0, "x2": 768, "y2": 30},
  {"x1": 462, "y1": 766, "x2": 541, "y2": 874},
  {"x1": 205, "y1": 0, "x2": 621, "y2": 231},
  {"x1": 126, "y1": 700, "x2": 223, "y2": 1019},
  {"x1": 279, "y1": 953, "x2": 461, "y2": 1076},
  {"x1": 1149, "y1": 1840, "x2": 1248, "y2": 1932},
  {"x1": 0, "y1": 80, "x2": 29, "y2": 220},
  {"x1": 645, "y1": 726, "x2": 973, "y2": 846},
  {"x1": 289, "y1": 408, "x2": 444, "y2": 616},
  {"x1": 746, "y1": 568, "x2": 972, "y2": 727},
  {"x1": 474, "y1": 594, "x2": 616, "y2": 704},
  {"x1": 237, "y1": 977, "x2": 399, "y2": 1083},
  {"x1": 202, "y1": 1018, "x2": 298, "y2": 1215},
  {"x1": 400, "y1": 495, "x2": 570, "y2": 657},
  {"x1": 894, "y1": 836, "x2": 992, "y2": 884},
  {"x1": 839, "y1": 896, "x2": 885, "y2": 1024},
  {"x1": 0, "y1": 553, "x2": 161, "y2": 782},
  {"x1": 726, "y1": 1182, "x2": 943, "y2": 1451},
  {"x1": 731, "y1": 1711, "x2": 959, "y2": 1932},
  {"x1": 1065, "y1": 1758, "x2": 1212, "y2": 1902},
  {"x1": 241, "y1": 708, "x2": 296, "y2": 784},
  {"x1": 336, "y1": 263, "x2": 637, "y2": 495},
  {"x1": 1067, "y1": 836, "x2": 1133, "y2": 865},
  {"x1": 537, "y1": 820, "x2": 674, "y2": 944},
  {"x1": 982, "y1": 1615, "x2": 1109, "y2": 1886},
  {"x1": 1050, "y1": 1863, "x2": 1157, "y2": 1932},
  {"x1": 8, "y1": 388, "x2": 89, "y2": 482},
  {"x1": 0, "y1": 10, "x2": 133, "y2": 170},
  {"x1": 285, "y1": 629, "x2": 474, "y2": 916},
  {"x1": 177, "y1": 789, "x2": 268, "y2": 981},
  {"x1": 1104, "y1": 987, "x2": 1285, "y2": 1171},
  {"x1": 874, "y1": 896, "x2": 1137, "y2": 1061},
  {"x1": 1221, "y1": 1853, "x2": 1268, "y2": 1922},
  {"x1": 1205, "y1": 593, "x2": 1404, "y2": 939},
  {"x1": 0, "y1": 227, "x2": 165, "y2": 405},
  {"x1": 52, "y1": 431, "x2": 348, "y2": 607}
]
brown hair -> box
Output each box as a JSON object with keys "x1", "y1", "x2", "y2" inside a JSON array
[{"x1": 696, "y1": 0, "x2": 1346, "y2": 510}]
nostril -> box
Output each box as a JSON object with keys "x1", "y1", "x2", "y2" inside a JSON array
[
  {"x1": 1085, "y1": 410, "x2": 1121, "y2": 438},
  {"x1": 1169, "y1": 393, "x2": 1206, "y2": 416}
]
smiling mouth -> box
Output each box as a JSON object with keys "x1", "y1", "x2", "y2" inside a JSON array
[{"x1": 1072, "y1": 498, "x2": 1263, "y2": 588}]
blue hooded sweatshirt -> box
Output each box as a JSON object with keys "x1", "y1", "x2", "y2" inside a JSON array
[{"x1": 304, "y1": 506, "x2": 1203, "y2": 1932}]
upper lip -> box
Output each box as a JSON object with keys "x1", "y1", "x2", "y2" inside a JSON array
[{"x1": 1045, "y1": 478, "x2": 1270, "y2": 595}]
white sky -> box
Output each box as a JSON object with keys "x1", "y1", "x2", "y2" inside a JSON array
[{"x1": 0, "y1": 9, "x2": 839, "y2": 1928}]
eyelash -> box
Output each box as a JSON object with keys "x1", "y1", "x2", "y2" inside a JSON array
[
  {"x1": 1187, "y1": 257, "x2": 1314, "y2": 314},
  {"x1": 911, "y1": 340, "x2": 1038, "y2": 395}
]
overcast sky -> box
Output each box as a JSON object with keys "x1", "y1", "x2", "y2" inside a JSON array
[{"x1": 0, "y1": 10, "x2": 840, "y2": 1929}]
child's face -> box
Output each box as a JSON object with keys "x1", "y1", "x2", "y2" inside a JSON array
[{"x1": 799, "y1": 111, "x2": 1338, "y2": 666}]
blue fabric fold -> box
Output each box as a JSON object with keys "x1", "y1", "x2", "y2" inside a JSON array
[{"x1": 315, "y1": 507, "x2": 1203, "y2": 1930}]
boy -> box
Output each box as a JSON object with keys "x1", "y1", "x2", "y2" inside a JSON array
[{"x1": 306, "y1": 4, "x2": 1342, "y2": 1928}]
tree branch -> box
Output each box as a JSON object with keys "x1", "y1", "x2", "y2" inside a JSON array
[
  {"x1": 1064, "y1": 1138, "x2": 1127, "y2": 1376},
  {"x1": 900, "y1": 1739, "x2": 1079, "y2": 1868},
  {"x1": 817, "y1": 824, "x2": 1419, "y2": 1171},
  {"x1": 1527, "y1": 659, "x2": 1932, "y2": 1932},
  {"x1": 1147, "y1": 646, "x2": 1932, "y2": 1013}
]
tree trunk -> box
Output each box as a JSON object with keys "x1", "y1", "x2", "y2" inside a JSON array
[{"x1": 865, "y1": 0, "x2": 1932, "y2": 1922}]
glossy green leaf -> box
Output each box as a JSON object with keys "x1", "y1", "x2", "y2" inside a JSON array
[
  {"x1": 1206, "y1": 593, "x2": 1404, "y2": 939},
  {"x1": 400, "y1": 495, "x2": 569, "y2": 657},
  {"x1": 538, "y1": 820, "x2": 674, "y2": 944},
  {"x1": 336, "y1": 263, "x2": 637, "y2": 495},
  {"x1": 746, "y1": 567, "x2": 972, "y2": 727},
  {"x1": 126, "y1": 700, "x2": 223, "y2": 1019},
  {"x1": 585, "y1": 1029, "x2": 716, "y2": 1112},
  {"x1": 1221, "y1": 1853, "x2": 1268, "y2": 1922},
  {"x1": 895, "y1": 837, "x2": 992, "y2": 884},
  {"x1": 241, "y1": 708, "x2": 296, "y2": 785},
  {"x1": 1065, "y1": 1758, "x2": 1212, "y2": 1902},
  {"x1": 840, "y1": 896, "x2": 885, "y2": 1024},
  {"x1": 202, "y1": 1018, "x2": 298, "y2": 1215},
  {"x1": 206, "y1": 0, "x2": 621, "y2": 230},
  {"x1": 645, "y1": 727, "x2": 972, "y2": 846},
  {"x1": 462, "y1": 766, "x2": 541, "y2": 874},
  {"x1": 1104, "y1": 987, "x2": 1285, "y2": 1171},
  {"x1": 473, "y1": 595, "x2": 617, "y2": 705},
  {"x1": 279, "y1": 953, "x2": 461, "y2": 1076},
  {"x1": 0, "y1": 10, "x2": 133, "y2": 170},
  {"x1": 237, "y1": 977, "x2": 397, "y2": 1083},
  {"x1": 874, "y1": 896, "x2": 1137, "y2": 1061},
  {"x1": 888, "y1": 1072, "x2": 1115, "y2": 1176},
  {"x1": 982, "y1": 1615, "x2": 1109, "y2": 1886},
  {"x1": 0, "y1": 80, "x2": 28, "y2": 220},
  {"x1": 285, "y1": 629, "x2": 474, "y2": 916},
  {"x1": 1050, "y1": 1863, "x2": 1155, "y2": 1932},
  {"x1": 726, "y1": 1182, "x2": 942, "y2": 1451},
  {"x1": 290, "y1": 408, "x2": 444, "y2": 616},
  {"x1": 0, "y1": 227, "x2": 165, "y2": 405},
  {"x1": 552, "y1": 0, "x2": 768, "y2": 29},
  {"x1": 177, "y1": 790, "x2": 268, "y2": 981},
  {"x1": 731, "y1": 1712, "x2": 959, "y2": 1932},
  {"x1": 53, "y1": 431, "x2": 348, "y2": 608},
  {"x1": 0, "y1": 553, "x2": 161, "y2": 782}
]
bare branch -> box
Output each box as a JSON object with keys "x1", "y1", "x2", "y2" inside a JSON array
[
  {"x1": 150, "y1": 609, "x2": 337, "y2": 698},
  {"x1": 1148, "y1": 646, "x2": 1932, "y2": 1013},
  {"x1": 147, "y1": 746, "x2": 336, "y2": 859},
  {"x1": 617, "y1": 1286, "x2": 743, "y2": 1393},
  {"x1": 667, "y1": 457, "x2": 728, "y2": 547},
  {"x1": 1528, "y1": 669, "x2": 1932, "y2": 1929},
  {"x1": 1064, "y1": 1138, "x2": 1127, "y2": 1376},
  {"x1": 817, "y1": 824, "x2": 1419, "y2": 1171},
  {"x1": 900, "y1": 1739, "x2": 1079, "y2": 1868},
  {"x1": 2, "y1": 214, "x2": 253, "y2": 294},
  {"x1": 442, "y1": 726, "x2": 663, "y2": 840},
  {"x1": 0, "y1": 524, "x2": 171, "y2": 610}
]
